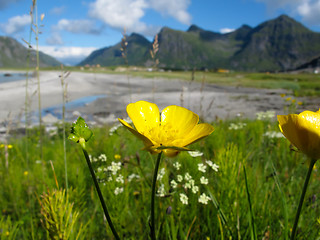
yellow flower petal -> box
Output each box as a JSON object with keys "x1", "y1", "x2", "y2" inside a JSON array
[
  {"x1": 178, "y1": 123, "x2": 214, "y2": 147},
  {"x1": 160, "y1": 105, "x2": 199, "y2": 137},
  {"x1": 278, "y1": 110, "x2": 320, "y2": 160},
  {"x1": 126, "y1": 101, "x2": 160, "y2": 135},
  {"x1": 118, "y1": 118, "x2": 154, "y2": 148}
]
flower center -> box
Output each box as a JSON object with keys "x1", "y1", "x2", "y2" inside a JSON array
[{"x1": 144, "y1": 123, "x2": 180, "y2": 147}]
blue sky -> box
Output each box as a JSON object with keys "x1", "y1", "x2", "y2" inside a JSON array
[{"x1": 1, "y1": 0, "x2": 320, "y2": 65}]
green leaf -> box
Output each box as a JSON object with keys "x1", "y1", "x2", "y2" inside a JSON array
[{"x1": 68, "y1": 117, "x2": 93, "y2": 147}]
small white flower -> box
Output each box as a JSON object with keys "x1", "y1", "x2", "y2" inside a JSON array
[
  {"x1": 173, "y1": 162, "x2": 181, "y2": 170},
  {"x1": 184, "y1": 173, "x2": 192, "y2": 181},
  {"x1": 184, "y1": 182, "x2": 192, "y2": 189},
  {"x1": 192, "y1": 185, "x2": 199, "y2": 194},
  {"x1": 200, "y1": 176, "x2": 209, "y2": 185},
  {"x1": 198, "y1": 163, "x2": 207, "y2": 173},
  {"x1": 114, "y1": 187, "x2": 124, "y2": 195},
  {"x1": 170, "y1": 180, "x2": 178, "y2": 189},
  {"x1": 188, "y1": 150, "x2": 203, "y2": 158},
  {"x1": 116, "y1": 175, "x2": 124, "y2": 184},
  {"x1": 157, "y1": 184, "x2": 166, "y2": 197},
  {"x1": 128, "y1": 173, "x2": 140, "y2": 182},
  {"x1": 107, "y1": 176, "x2": 113, "y2": 182},
  {"x1": 211, "y1": 163, "x2": 219, "y2": 172},
  {"x1": 205, "y1": 160, "x2": 213, "y2": 167},
  {"x1": 198, "y1": 193, "x2": 211, "y2": 205},
  {"x1": 97, "y1": 167, "x2": 102, "y2": 172},
  {"x1": 98, "y1": 154, "x2": 107, "y2": 162},
  {"x1": 108, "y1": 161, "x2": 122, "y2": 175},
  {"x1": 157, "y1": 168, "x2": 166, "y2": 181},
  {"x1": 180, "y1": 193, "x2": 188, "y2": 205},
  {"x1": 177, "y1": 175, "x2": 183, "y2": 182},
  {"x1": 263, "y1": 131, "x2": 284, "y2": 139}
]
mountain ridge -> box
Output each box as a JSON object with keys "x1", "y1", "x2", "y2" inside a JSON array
[
  {"x1": 79, "y1": 14, "x2": 320, "y2": 72},
  {"x1": 0, "y1": 36, "x2": 61, "y2": 68}
]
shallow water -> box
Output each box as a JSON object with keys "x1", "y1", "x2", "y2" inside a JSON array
[
  {"x1": 0, "y1": 72, "x2": 32, "y2": 83},
  {"x1": 41, "y1": 95, "x2": 107, "y2": 119}
]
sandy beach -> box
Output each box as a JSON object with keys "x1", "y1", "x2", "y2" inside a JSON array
[{"x1": 0, "y1": 70, "x2": 318, "y2": 128}]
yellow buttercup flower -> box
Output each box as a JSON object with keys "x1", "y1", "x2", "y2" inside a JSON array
[
  {"x1": 118, "y1": 101, "x2": 214, "y2": 157},
  {"x1": 277, "y1": 109, "x2": 320, "y2": 160}
]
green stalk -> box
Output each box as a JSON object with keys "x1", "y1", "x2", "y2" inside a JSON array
[
  {"x1": 290, "y1": 159, "x2": 316, "y2": 240},
  {"x1": 243, "y1": 165, "x2": 257, "y2": 240},
  {"x1": 34, "y1": 0, "x2": 43, "y2": 160},
  {"x1": 81, "y1": 144, "x2": 120, "y2": 240},
  {"x1": 150, "y1": 152, "x2": 163, "y2": 240}
]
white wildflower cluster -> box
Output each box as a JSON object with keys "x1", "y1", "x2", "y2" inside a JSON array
[
  {"x1": 200, "y1": 176, "x2": 209, "y2": 185},
  {"x1": 173, "y1": 162, "x2": 181, "y2": 170},
  {"x1": 116, "y1": 175, "x2": 124, "y2": 184},
  {"x1": 256, "y1": 110, "x2": 275, "y2": 120},
  {"x1": 157, "y1": 168, "x2": 167, "y2": 197},
  {"x1": 109, "y1": 117, "x2": 132, "y2": 136},
  {"x1": 107, "y1": 161, "x2": 122, "y2": 175},
  {"x1": 157, "y1": 168, "x2": 166, "y2": 181},
  {"x1": 114, "y1": 187, "x2": 124, "y2": 195},
  {"x1": 228, "y1": 122, "x2": 247, "y2": 130},
  {"x1": 170, "y1": 179, "x2": 178, "y2": 189},
  {"x1": 90, "y1": 153, "x2": 107, "y2": 163},
  {"x1": 127, "y1": 173, "x2": 140, "y2": 182},
  {"x1": 157, "y1": 184, "x2": 166, "y2": 197},
  {"x1": 198, "y1": 193, "x2": 211, "y2": 205},
  {"x1": 263, "y1": 131, "x2": 284, "y2": 139},
  {"x1": 198, "y1": 163, "x2": 207, "y2": 173},
  {"x1": 205, "y1": 160, "x2": 219, "y2": 172},
  {"x1": 188, "y1": 150, "x2": 204, "y2": 158},
  {"x1": 180, "y1": 193, "x2": 189, "y2": 205},
  {"x1": 183, "y1": 173, "x2": 199, "y2": 194}
]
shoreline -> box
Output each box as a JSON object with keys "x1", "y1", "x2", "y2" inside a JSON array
[{"x1": 0, "y1": 71, "x2": 318, "y2": 129}]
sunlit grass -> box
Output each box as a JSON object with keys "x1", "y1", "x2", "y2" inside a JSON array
[{"x1": 1, "y1": 116, "x2": 319, "y2": 239}]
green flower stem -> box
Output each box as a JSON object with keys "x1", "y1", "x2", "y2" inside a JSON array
[
  {"x1": 82, "y1": 147, "x2": 120, "y2": 240},
  {"x1": 150, "y1": 152, "x2": 163, "y2": 240},
  {"x1": 290, "y1": 159, "x2": 317, "y2": 240}
]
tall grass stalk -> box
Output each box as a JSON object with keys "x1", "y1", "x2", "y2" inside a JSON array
[
  {"x1": 121, "y1": 28, "x2": 132, "y2": 102},
  {"x1": 290, "y1": 159, "x2": 317, "y2": 240},
  {"x1": 150, "y1": 152, "x2": 162, "y2": 240},
  {"x1": 243, "y1": 165, "x2": 257, "y2": 240},
  {"x1": 33, "y1": 0, "x2": 43, "y2": 159},
  {"x1": 59, "y1": 66, "x2": 70, "y2": 193}
]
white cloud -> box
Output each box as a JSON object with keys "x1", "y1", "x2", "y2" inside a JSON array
[
  {"x1": 37, "y1": 46, "x2": 97, "y2": 65},
  {"x1": 255, "y1": 0, "x2": 320, "y2": 26},
  {"x1": 220, "y1": 28, "x2": 235, "y2": 34},
  {"x1": 55, "y1": 19, "x2": 102, "y2": 34},
  {"x1": 89, "y1": 0, "x2": 148, "y2": 33},
  {"x1": 297, "y1": 0, "x2": 320, "y2": 25},
  {"x1": 89, "y1": 0, "x2": 191, "y2": 35},
  {"x1": 0, "y1": 14, "x2": 31, "y2": 35},
  {"x1": 150, "y1": 0, "x2": 191, "y2": 24}
]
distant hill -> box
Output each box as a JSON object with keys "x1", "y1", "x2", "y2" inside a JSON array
[
  {"x1": 0, "y1": 36, "x2": 61, "y2": 68},
  {"x1": 79, "y1": 14, "x2": 320, "y2": 72},
  {"x1": 78, "y1": 33, "x2": 151, "y2": 66}
]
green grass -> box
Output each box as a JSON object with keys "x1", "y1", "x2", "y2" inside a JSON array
[{"x1": 1, "y1": 117, "x2": 320, "y2": 239}]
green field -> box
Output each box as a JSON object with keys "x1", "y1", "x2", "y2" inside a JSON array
[{"x1": 1, "y1": 110, "x2": 319, "y2": 239}]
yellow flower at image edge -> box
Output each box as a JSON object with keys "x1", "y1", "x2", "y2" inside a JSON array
[
  {"x1": 278, "y1": 109, "x2": 320, "y2": 160},
  {"x1": 118, "y1": 101, "x2": 214, "y2": 157}
]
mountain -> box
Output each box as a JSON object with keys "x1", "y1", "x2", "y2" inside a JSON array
[
  {"x1": 230, "y1": 15, "x2": 320, "y2": 71},
  {"x1": 0, "y1": 36, "x2": 61, "y2": 68},
  {"x1": 79, "y1": 33, "x2": 151, "y2": 66},
  {"x1": 79, "y1": 15, "x2": 320, "y2": 72}
]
